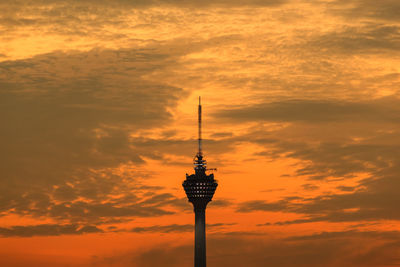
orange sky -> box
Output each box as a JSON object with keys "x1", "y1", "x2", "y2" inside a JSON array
[{"x1": 1, "y1": 0, "x2": 400, "y2": 266}]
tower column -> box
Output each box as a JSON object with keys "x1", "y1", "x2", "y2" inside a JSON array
[
  {"x1": 195, "y1": 208, "x2": 206, "y2": 267},
  {"x1": 182, "y1": 98, "x2": 217, "y2": 267}
]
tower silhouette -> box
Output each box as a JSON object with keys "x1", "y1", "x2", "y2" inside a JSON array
[{"x1": 183, "y1": 97, "x2": 218, "y2": 267}]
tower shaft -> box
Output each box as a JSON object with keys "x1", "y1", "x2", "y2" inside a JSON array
[{"x1": 195, "y1": 209, "x2": 206, "y2": 267}]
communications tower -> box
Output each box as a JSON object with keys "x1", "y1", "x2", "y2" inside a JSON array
[{"x1": 183, "y1": 97, "x2": 218, "y2": 267}]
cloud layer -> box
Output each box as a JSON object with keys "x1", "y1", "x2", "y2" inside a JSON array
[{"x1": 1, "y1": 0, "x2": 400, "y2": 266}]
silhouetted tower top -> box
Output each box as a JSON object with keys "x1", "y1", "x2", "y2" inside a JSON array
[{"x1": 183, "y1": 96, "x2": 218, "y2": 210}]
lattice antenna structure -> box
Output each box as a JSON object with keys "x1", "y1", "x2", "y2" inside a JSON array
[{"x1": 194, "y1": 96, "x2": 207, "y2": 170}]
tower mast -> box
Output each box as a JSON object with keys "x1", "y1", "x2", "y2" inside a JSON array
[
  {"x1": 183, "y1": 97, "x2": 218, "y2": 267},
  {"x1": 198, "y1": 96, "x2": 202, "y2": 157},
  {"x1": 194, "y1": 96, "x2": 206, "y2": 170}
]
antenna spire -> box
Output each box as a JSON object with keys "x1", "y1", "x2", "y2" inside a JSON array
[
  {"x1": 198, "y1": 96, "x2": 202, "y2": 156},
  {"x1": 194, "y1": 96, "x2": 206, "y2": 170}
]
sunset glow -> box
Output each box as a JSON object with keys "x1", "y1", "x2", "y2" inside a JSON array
[{"x1": 1, "y1": 0, "x2": 400, "y2": 266}]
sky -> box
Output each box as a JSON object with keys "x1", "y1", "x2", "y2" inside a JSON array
[{"x1": 1, "y1": 0, "x2": 400, "y2": 266}]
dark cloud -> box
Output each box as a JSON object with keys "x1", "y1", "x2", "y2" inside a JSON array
[
  {"x1": 305, "y1": 24, "x2": 400, "y2": 55},
  {"x1": 0, "y1": 223, "x2": 102, "y2": 237},
  {"x1": 1, "y1": 177, "x2": 177, "y2": 224},
  {"x1": 0, "y1": 47, "x2": 187, "y2": 223},
  {"x1": 336, "y1": 185, "x2": 356, "y2": 192},
  {"x1": 239, "y1": 172, "x2": 400, "y2": 224},
  {"x1": 1, "y1": 0, "x2": 289, "y2": 11},
  {"x1": 237, "y1": 199, "x2": 291, "y2": 213},
  {"x1": 0, "y1": 0, "x2": 289, "y2": 36},
  {"x1": 234, "y1": 103, "x2": 400, "y2": 223},
  {"x1": 0, "y1": 48, "x2": 184, "y2": 181},
  {"x1": 0, "y1": 0, "x2": 290, "y2": 43},
  {"x1": 47, "y1": 196, "x2": 175, "y2": 222},
  {"x1": 208, "y1": 199, "x2": 233, "y2": 208},
  {"x1": 132, "y1": 0, "x2": 289, "y2": 6},
  {"x1": 275, "y1": 130, "x2": 399, "y2": 224},
  {"x1": 302, "y1": 183, "x2": 319, "y2": 191},
  {"x1": 275, "y1": 140, "x2": 395, "y2": 180},
  {"x1": 213, "y1": 97, "x2": 400, "y2": 123},
  {"x1": 331, "y1": 0, "x2": 400, "y2": 22},
  {"x1": 131, "y1": 224, "x2": 193, "y2": 233},
  {"x1": 210, "y1": 132, "x2": 234, "y2": 138},
  {"x1": 214, "y1": 96, "x2": 400, "y2": 183}
]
